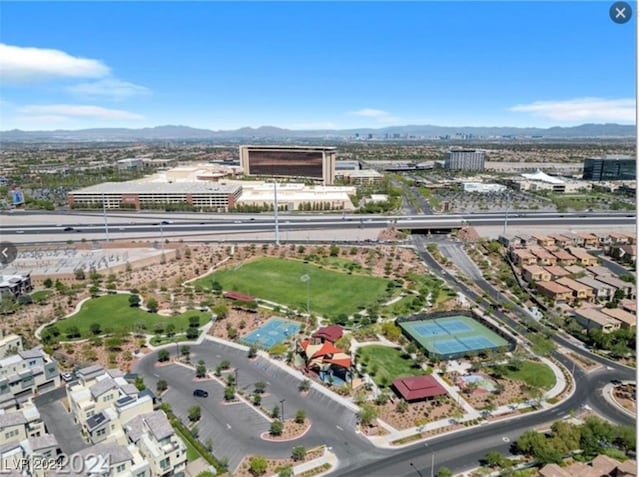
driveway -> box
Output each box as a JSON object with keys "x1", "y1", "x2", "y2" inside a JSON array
[{"x1": 34, "y1": 389, "x2": 87, "y2": 455}]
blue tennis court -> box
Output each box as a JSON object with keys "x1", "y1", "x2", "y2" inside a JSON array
[
  {"x1": 241, "y1": 317, "x2": 301, "y2": 349},
  {"x1": 398, "y1": 314, "x2": 512, "y2": 360}
]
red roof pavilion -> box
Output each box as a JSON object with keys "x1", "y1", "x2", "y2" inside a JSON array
[
  {"x1": 392, "y1": 375, "x2": 447, "y2": 402},
  {"x1": 312, "y1": 325, "x2": 344, "y2": 343},
  {"x1": 223, "y1": 291, "x2": 254, "y2": 303}
]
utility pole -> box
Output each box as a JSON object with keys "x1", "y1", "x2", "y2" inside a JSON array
[
  {"x1": 102, "y1": 194, "x2": 110, "y2": 243},
  {"x1": 273, "y1": 181, "x2": 280, "y2": 246},
  {"x1": 431, "y1": 453, "x2": 435, "y2": 477},
  {"x1": 503, "y1": 191, "x2": 510, "y2": 236},
  {"x1": 280, "y1": 399, "x2": 286, "y2": 422}
]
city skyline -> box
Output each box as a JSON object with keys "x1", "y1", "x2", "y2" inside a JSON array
[{"x1": 0, "y1": 2, "x2": 636, "y2": 131}]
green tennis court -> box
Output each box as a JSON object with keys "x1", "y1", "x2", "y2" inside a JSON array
[{"x1": 399, "y1": 315, "x2": 510, "y2": 360}]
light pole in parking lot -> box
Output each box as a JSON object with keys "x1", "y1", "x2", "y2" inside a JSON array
[
  {"x1": 273, "y1": 181, "x2": 280, "y2": 246},
  {"x1": 280, "y1": 399, "x2": 286, "y2": 422}
]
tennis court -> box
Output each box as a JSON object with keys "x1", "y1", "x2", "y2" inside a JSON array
[
  {"x1": 241, "y1": 317, "x2": 301, "y2": 349},
  {"x1": 399, "y1": 315, "x2": 510, "y2": 360}
]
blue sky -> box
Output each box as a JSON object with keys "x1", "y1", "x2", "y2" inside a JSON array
[{"x1": 0, "y1": 1, "x2": 636, "y2": 130}]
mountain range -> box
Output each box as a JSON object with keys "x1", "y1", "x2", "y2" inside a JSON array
[{"x1": 0, "y1": 123, "x2": 635, "y2": 142}]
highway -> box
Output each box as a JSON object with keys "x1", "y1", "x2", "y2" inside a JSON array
[{"x1": 0, "y1": 212, "x2": 635, "y2": 238}]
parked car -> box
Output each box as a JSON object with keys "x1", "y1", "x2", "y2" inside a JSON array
[
  {"x1": 193, "y1": 389, "x2": 209, "y2": 398},
  {"x1": 61, "y1": 372, "x2": 74, "y2": 382}
]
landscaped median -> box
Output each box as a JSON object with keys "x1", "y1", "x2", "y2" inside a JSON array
[{"x1": 233, "y1": 445, "x2": 336, "y2": 477}]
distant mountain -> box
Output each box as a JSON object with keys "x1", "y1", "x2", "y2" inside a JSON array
[{"x1": 0, "y1": 123, "x2": 635, "y2": 142}]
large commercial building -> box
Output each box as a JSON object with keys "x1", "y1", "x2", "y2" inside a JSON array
[
  {"x1": 68, "y1": 182, "x2": 242, "y2": 211},
  {"x1": 444, "y1": 149, "x2": 485, "y2": 171},
  {"x1": 239, "y1": 145, "x2": 336, "y2": 185},
  {"x1": 582, "y1": 155, "x2": 636, "y2": 181}
]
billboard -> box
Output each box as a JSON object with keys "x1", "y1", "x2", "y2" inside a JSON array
[{"x1": 11, "y1": 186, "x2": 24, "y2": 205}]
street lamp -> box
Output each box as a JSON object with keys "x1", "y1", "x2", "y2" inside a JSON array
[
  {"x1": 280, "y1": 399, "x2": 286, "y2": 422},
  {"x1": 235, "y1": 369, "x2": 239, "y2": 389},
  {"x1": 409, "y1": 462, "x2": 425, "y2": 477},
  {"x1": 300, "y1": 274, "x2": 310, "y2": 316}
]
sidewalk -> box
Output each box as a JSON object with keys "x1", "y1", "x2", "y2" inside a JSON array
[{"x1": 268, "y1": 447, "x2": 338, "y2": 477}]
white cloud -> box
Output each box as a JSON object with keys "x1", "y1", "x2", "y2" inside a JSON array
[
  {"x1": 19, "y1": 104, "x2": 144, "y2": 120},
  {"x1": 67, "y1": 78, "x2": 151, "y2": 100},
  {"x1": 509, "y1": 97, "x2": 636, "y2": 123},
  {"x1": 0, "y1": 43, "x2": 110, "y2": 83},
  {"x1": 349, "y1": 108, "x2": 399, "y2": 124}
]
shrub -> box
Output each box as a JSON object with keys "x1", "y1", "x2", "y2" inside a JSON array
[{"x1": 270, "y1": 420, "x2": 284, "y2": 436}]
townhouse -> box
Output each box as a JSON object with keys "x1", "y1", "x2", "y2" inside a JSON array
[
  {"x1": 555, "y1": 277, "x2": 594, "y2": 303},
  {"x1": 576, "y1": 276, "x2": 616, "y2": 302},
  {"x1": 522, "y1": 265, "x2": 551, "y2": 284},
  {"x1": 573, "y1": 307, "x2": 621, "y2": 334},
  {"x1": 543, "y1": 266, "x2": 571, "y2": 280},
  {"x1": 529, "y1": 248, "x2": 558, "y2": 266},
  {"x1": 566, "y1": 247, "x2": 599, "y2": 267},
  {"x1": 595, "y1": 275, "x2": 636, "y2": 299},
  {"x1": 600, "y1": 307, "x2": 637, "y2": 329},
  {"x1": 510, "y1": 249, "x2": 538, "y2": 266},
  {"x1": 0, "y1": 400, "x2": 46, "y2": 445},
  {"x1": 536, "y1": 281, "x2": 573, "y2": 304},
  {"x1": 548, "y1": 248, "x2": 577, "y2": 266},
  {"x1": 0, "y1": 348, "x2": 60, "y2": 407},
  {"x1": 50, "y1": 442, "x2": 151, "y2": 477}
]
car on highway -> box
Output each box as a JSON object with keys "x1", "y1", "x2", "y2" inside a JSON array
[
  {"x1": 193, "y1": 389, "x2": 209, "y2": 398},
  {"x1": 161, "y1": 220, "x2": 173, "y2": 225},
  {"x1": 16, "y1": 230, "x2": 24, "y2": 234},
  {"x1": 63, "y1": 227, "x2": 74, "y2": 231}
]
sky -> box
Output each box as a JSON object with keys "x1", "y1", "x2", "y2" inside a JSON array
[{"x1": 0, "y1": 1, "x2": 636, "y2": 131}]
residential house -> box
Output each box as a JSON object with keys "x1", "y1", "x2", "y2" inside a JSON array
[
  {"x1": 124, "y1": 411, "x2": 188, "y2": 477},
  {"x1": 522, "y1": 265, "x2": 551, "y2": 284},
  {"x1": 529, "y1": 248, "x2": 558, "y2": 266},
  {"x1": 0, "y1": 334, "x2": 22, "y2": 360},
  {"x1": 566, "y1": 247, "x2": 599, "y2": 267},
  {"x1": 50, "y1": 442, "x2": 151, "y2": 477},
  {"x1": 0, "y1": 400, "x2": 46, "y2": 445},
  {"x1": 548, "y1": 249, "x2": 577, "y2": 266},
  {"x1": 595, "y1": 275, "x2": 636, "y2": 299},
  {"x1": 560, "y1": 233, "x2": 583, "y2": 247},
  {"x1": 538, "y1": 455, "x2": 637, "y2": 477},
  {"x1": 536, "y1": 281, "x2": 573, "y2": 304},
  {"x1": 514, "y1": 234, "x2": 538, "y2": 247},
  {"x1": 609, "y1": 245, "x2": 636, "y2": 264},
  {"x1": 573, "y1": 307, "x2": 620, "y2": 333},
  {"x1": 576, "y1": 276, "x2": 616, "y2": 302},
  {"x1": 549, "y1": 234, "x2": 573, "y2": 248},
  {"x1": 556, "y1": 277, "x2": 594, "y2": 303},
  {"x1": 593, "y1": 232, "x2": 612, "y2": 249},
  {"x1": 564, "y1": 265, "x2": 587, "y2": 277},
  {"x1": 601, "y1": 307, "x2": 636, "y2": 329},
  {"x1": 587, "y1": 265, "x2": 613, "y2": 277},
  {"x1": 620, "y1": 299, "x2": 636, "y2": 314},
  {"x1": 0, "y1": 434, "x2": 59, "y2": 477},
  {"x1": 575, "y1": 232, "x2": 599, "y2": 249},
  {"x1": 544, "y1": 266, "x2": 570, "y2": 280},
  {"x1": 609, "y1": 232, "x2": 631, "y2": 245},
  {"x1": 0, "y1": 348, "x2": 60, "y2": 404},
  {"x1": 532, "y1": 234, "x2": 555, "y2": 247},
  {"x1": 510, "y1": 249, "x2": 537, "y2": 266}
]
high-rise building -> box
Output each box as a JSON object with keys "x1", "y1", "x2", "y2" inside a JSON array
[
  {"x1": 582, "y1": 155, "x2": 636, "y2": 181},
  {"x1": 444, "y1": 148, "x2": 485, "y2": 171},
  {"x1": 239, "y1": 145, "x2": 336, "y2": 185}
]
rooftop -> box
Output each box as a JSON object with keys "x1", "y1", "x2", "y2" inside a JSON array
[
  {"x1": 70, "y1": 181, "x2": 241, "y2": 195},
  {"x1": 392, "y1": 375, "x2": 447, "y2": 401}
]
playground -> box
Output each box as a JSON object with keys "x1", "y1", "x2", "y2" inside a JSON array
[{"x1": 399, "y1": 315, "x2": 510, "y2": 360}]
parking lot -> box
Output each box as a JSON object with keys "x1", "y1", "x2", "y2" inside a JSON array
[
  {"x1": 34, "y1": 388, "x2": 87, "y2": 455},
  {"x1": 136, "y1": 340, "x2": 372, "y2": 471}
]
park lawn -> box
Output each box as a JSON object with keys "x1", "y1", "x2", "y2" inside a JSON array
[
  {"x1": 503, "y1": 360, "x2": 556, "y2": 391},
  {"x1": 357, "y1": 345, "x2": 425, "y2": 388},
  {"x1": 47, "y1": 294, "x2": 209, "y2": 340},
  {"x1": 195, "y1": 257, "x2": 390, "y2": 316}
]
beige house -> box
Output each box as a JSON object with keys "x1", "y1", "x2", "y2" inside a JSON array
[
  {"x1": 566, "y1": 247, "x2": 599, "y2": 267},
  {"x1": 601, "y1": 307, "x2": 636, "y2": 329},
  {"x1": 536, "y1": 281, "x2": 573, "y2": 304},
  {"x1": 50, "y1": 442, "x2": 151, "y2": 477},
  {"x1": 573, "y1": 307, "x2": 620, "y2": 333},
  {"x1": 511, "y1": 249, "x2": 538, "y2": 266},
  {"x1": 544, "y1": 266, "x2": 571, "y2": 280},
  {"x1": 556, "y1": 277, "x2": 594, "y2": 302},
  {"x1": 549, "y1": 234, "x2": 572, "y2": 248},
  {"x1": 549, "y1": 248, "x2": 577, "y2": 265},
  {"x1": 576, "y1": 276, "x2": 616, "y2": 302},
  {"x1": 575, "y1": 232, "x2": 599, "y2": 249},
  {"x1": 0, "y1": 434, "x2": 59, "y2": 477},
  {"x1": 595, "y1": 275, "x2": 635, "y2": 299},
  {"x1": 0, "y1": 348, "x2": 60, "y2": 407},
  {"x1": 522, "y1": 265, "x2": 551, "y2": 284},
  {"x1": 532, "y1": 234, "x2": 555, "y2": 247},
  {"x1": 538, "y1": 455, "x2": 636, "y2": 477},
  {"x1": 529, "y1": 248, "x2": 558, "y2": 266},
  {"x1": 0, "y1": 400, "x2": 46, "y2": 445},
  {"x1": 0, "y1": 334, "x2": 22, "y2": 359}
]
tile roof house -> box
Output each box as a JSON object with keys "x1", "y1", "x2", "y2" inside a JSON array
[
  {"x1": 556, "y1": 277, "x2": 594, "y2": 302},
  {"x1": 536, "y1": 281, "x2": 573, "y2": 304},
  {"x1": 544, "y1": 266, "x2": 571, "y2": 280},
  {"x1": 573, "y1": 307, "x2": 620, "y2": 334}
]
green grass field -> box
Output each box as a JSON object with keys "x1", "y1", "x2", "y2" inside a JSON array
[
  {"x1": 357, "y1": 345, "x2": 425, "y2": 387},
  {"x1": 44, "y1": 294, "x2": 208, "y2": 341},
  {"x1": 194, "y1": 257, "x2": 390, "y2": 316},
  {"x1": 503, "y1": 360, "x2": 556, "y2": 390}
]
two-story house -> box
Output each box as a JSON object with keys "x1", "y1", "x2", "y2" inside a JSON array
[
  {"x1": 536, "y1": 281, "x2": 573, "y2": 304},
  {"x1": 555, "y1": 277, "x2": 594, "y2": 303},
  {"x1": 0, "y1": 348, "x2": 59, "y2": 406}
]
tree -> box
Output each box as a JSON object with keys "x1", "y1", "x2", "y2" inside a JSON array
[
  {"x1": 89, "y1": 323, "x2": 101, "y2": 335},
  {"x1": 66, "y1": 326, "x2": 81, "y2": 339},
  {"x1": 188, "y1": 405, "x2": 201, "y2": 422},
  {"x1": 291, "y1": 445, "x2": 306, "y2": 461},
  {"x1": 271, "y1": 405, "x2": 280, "y2": 420},
  {"x1": 189, "y1": 315, "x2": 201, "y2": 327},
  {"x1": 181, "y1": 345, "x2": 191, "y2": 360},
  {"x1": 224, "y1": 385, "x2": 235, "y2": 401},
  {"x1": 157, "y1": 349, "x2": 170, "y2": 362},
  {"x1": 196, "y1": 360, "x2": 207, "y2": 378},
  {"x1": 166, "y1": 323, "x2": 176, "y2": 337},
  {"x1": 89, "y1": 285, "x2": 100, "y2": 297},
  {"x1": 437, "y1": 468, "x2": 453, "y2": 477},
  {"x1": 212, "y1": 302, "x2": 228, "y2": 319},
  {"x1": 249, "y1": 456, "x2": 268, "y2": 476},
  {"x1": 277, "y1": 466, "x2": 293, "y2": 477},
  {"x1": 270, "y1": 420, "x2": 284, "y2": 436},
  {"x1": 134, "y1": 377, "x2": 146, "y2": 391},
  {"x1": 294, "y1": 409, "x2": 306, "y2": 424},
  {"x1": 254, "y1": 381, "x2": 267, "y2": 394},
  {"x1": 211, "y1": 280, "x2": 223, "y2": 294},
  {"x1": 396, "y1": 400, "x2": 409, "y2": 414},
  {"x1": 156, "y1": 379, "x2": 168, "y2": 394},
  {"x1": 43, "y1": 278, "x2": 53, "y2": 288},
  {"x1": 298, "y1": 379, "x2": 311, "y2": 392},
  {"x1": 485, "y1": 451, "x2": 505, "y2": 468},
  {"x1": 329, "y1": 244, "x2": 340, "y2": 257},
  {"x1": 359, "y1": 404, "x2": 378, "y2": 427},
  {"x1": 252, "y1": 393, "x2": 262, "y2": 406},
  {"x1": 128, "y1": 294, "x2": 141, "y2": 307},
  {"x1": 146, "y1": 297, "x2": 158, "y2": 313},
  {"x1": 248, "y1": 346, "x2": 258, "y2": 359}
]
